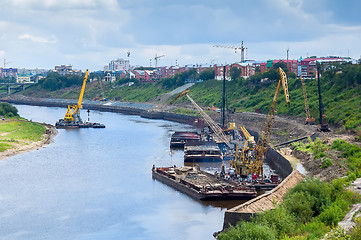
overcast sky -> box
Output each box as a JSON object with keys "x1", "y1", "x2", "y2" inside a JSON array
[{"x1": 1, "y1": 0, "x2": 360, "y2": 71}]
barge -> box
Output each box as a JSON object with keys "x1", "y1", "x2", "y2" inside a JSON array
[
  {"x1": 170, "y1": 131, "x2": 200, "y2": 149},
  {"x1": 184, "y1": 141, "x2": 223, "y2": 162},
  {"x1": 152, "y1": 166, "x2": 257, "y2": 200},
  {"x1": 55, "y1": 119, "x2": 105, "y2": 129}
]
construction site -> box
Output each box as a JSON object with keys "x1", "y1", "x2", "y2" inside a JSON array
[{"x1": 1, "y1": 63, "x2": 360, "y2": 238}]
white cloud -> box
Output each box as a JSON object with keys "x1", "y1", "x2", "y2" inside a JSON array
[
  {"x1": 0, "y1": 0, "x2": 360, "y2": 70},
  {"x1": 6, "y1": 0, "x2": 118, "y2": 10},
  {"x1": 18, "y1": 34, "x2": 56, "y2": 44}
]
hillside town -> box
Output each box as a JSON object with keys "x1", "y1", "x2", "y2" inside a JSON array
[{"x1": 0, "y1": 55, "x2": 359, "y2": 85}]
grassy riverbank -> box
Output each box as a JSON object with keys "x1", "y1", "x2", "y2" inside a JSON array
[
  {"x1": 0, "y1": 102, "x2": 54, "y2": 156},
  {"x1": 0, "y1": 118, "x2": 47, "y2": 152}
]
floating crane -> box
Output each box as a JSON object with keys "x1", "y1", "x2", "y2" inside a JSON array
[
  {"x1": 251, "y1": 68, "x2": 289, "y2": 179},
  {"x1": 64, "y1": 69, "x2": 89, "y2": 123},
  {"x1": 154, "y1": 54, "x2": 165, "y2": 67},
  {"x1": 300, "y1": 75, "x2": 315, "y2": 125},
  {"x1": 213, "y1": 41, "x2": 247, "y2": 63},
  {"x1": 55, "y1": 69, "x2": 105, "y2": 128},
  {"x1": 171, "y1": 90, "x2": 231, "y2": 148}
]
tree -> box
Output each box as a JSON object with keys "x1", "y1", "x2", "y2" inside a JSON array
[
  {"x1": 263, "y1": 68, "x2": 279, "y2": 81},
  {"x1": 273, "y1": 61, "x2": 289, "y2": 74},
  {"x1": 199, "y1": 68, "x2": 215, "y2": 81},
  {"x1": 230, "y1": 66, "x2": 242, "y2": 80},
  {"x1": 0, "y1": 103, "x2": 18, "y2": 117},
  {"x1": 41, "y1": 72, "x2": 62, "y2": 91}
]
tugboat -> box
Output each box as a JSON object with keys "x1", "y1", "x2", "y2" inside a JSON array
[{"x1": 55, "y1": 69, "x2": 105, "y2": 129}]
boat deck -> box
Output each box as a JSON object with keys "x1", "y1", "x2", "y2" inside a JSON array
[{"x1": 152, "y1": 166, "x2": 257, "y2": 200}]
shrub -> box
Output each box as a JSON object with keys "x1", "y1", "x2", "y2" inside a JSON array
[
  {"x1": 218, "y1": 221, "x2": 277, "y2": 240},
  {"x1": 255, "y1": 206, "x2": 297, "y2": 238},
  {"x1": 317, "y1": 203, "x2": 345, "y2": 227},
  {"x1": 0, "y1": 103, "x2": 18, "y2": 117},
  {"x1": 287, "y1": 178, "x2": 332, "y2": 216},
  {"x1": 282, "y1": 191, "x2": 314, "y2": 223},
  {"x1": 298, "y1": 221, "x2": 329, "y2": 239},
  {"x1": 349, "y1": 216, "x2": 361, "y2": 239},
  {"x1": 321, "y1": 158, "x2": 333, "y2": 168}
]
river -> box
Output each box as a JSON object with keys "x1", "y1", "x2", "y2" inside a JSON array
[{"x1": 0, "y1": 105, "x2": 238, "y2": 240}]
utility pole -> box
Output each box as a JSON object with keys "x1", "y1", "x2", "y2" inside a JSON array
[
  {"x1": 286, "y1": 48, "x2": 289, "y2": 70},
  {"x1": 221, "y1": 66, "x2": 226, "y2": 129},
  {"x1": 316, "y1": 62, "x2": 330, "y2": 132}
]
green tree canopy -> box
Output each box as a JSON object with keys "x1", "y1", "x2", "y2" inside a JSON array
[
  {"x1": 230, "y1": 66, "x2": 242, "y2": 80},
  {"x1": 199, "y1": 68, "x2": 215, "y2": 81}
]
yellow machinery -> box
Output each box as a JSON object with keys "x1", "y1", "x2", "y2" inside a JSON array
[
  {"x1": 252, "y1": 67, "x2": 290, "y2": 179},
  {"x1": 231, "y1": 68, "x2": 289, "y2": 178},
  {"x1": 300, "y1": 76, "x2": 315, "y2": 125},
  {"x1": 231, "y1": 126, "x2": 256, "y2": 176},
  {"x1": 64, "y1": 69, "x2": 89, "y2": 123}
]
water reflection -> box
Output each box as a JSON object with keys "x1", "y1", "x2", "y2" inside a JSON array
[{"x1": 0, "y1": 105, "x2": 225, "y2": 240}]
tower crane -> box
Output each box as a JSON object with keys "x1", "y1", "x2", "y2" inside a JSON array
[
  {"x1": 251, "y1": 68, "x2": 289, "y2": 180},
  {"x1": 213, "y1": 41, "x2": 247, "y2": 63},
  {"x1": 64, "y1": 69, "x2": 89, "y2": 123},
  {"x1": 170, "y1": 90, "x2": 231, "y2": 148},
  {"x1": 154, "y1": 54, "x2": 165, "y2": 67},
  {"x1": 300, "y1": 75, "x2": 315, "y2": 124}
]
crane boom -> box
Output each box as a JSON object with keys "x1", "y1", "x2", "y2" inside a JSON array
[
  {"x1": 169, "y1": 90, "x2": 190, "y2": 105},
  {"x1": 253, "y1": 67, "x2": 289, "y2": 178},
  {"x1": 213, "y1": 41, "x2": 247, "y2": 63},
  {"x1": 185, "y1": 94, "x2": 231, "y2": 147},
  {"x1": 154, "y1": 54, "x2": 165, "y2": 67},
  {"x1": 64, "y1": 69, "x2": 89, "y2": 122},
  {"x1": 77, "y1": 69, "x2": 89, "y2": 108},
  {"x1": 300, "y1": 76, "x2": 315, "y2": 124}
]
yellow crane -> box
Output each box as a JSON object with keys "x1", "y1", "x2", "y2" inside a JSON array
[
  {"x1": 231, "y1": 126, "x2": 256, "y2": 176},
  {"x1": 64, "y1": 69, "x2": 89, "y2": 123},
  {"x1": 300, "y1": 75, "x2": 315, "y2": 125},
  {"x1": 252, "y1": 67, "x2": 290, "y2": 179}
]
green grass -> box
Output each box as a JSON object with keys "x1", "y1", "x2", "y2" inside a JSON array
[
  {"x1": 0, "y1": 120, "x2": 46, "y2": 142},
  {"x1": 16, "y1": 64, "x2": 361, "y2": 130},
  {"x1": 0, "y1": 142, "x2": 13, "y2": 152},
  {"x1": 219, "y1": 178, "x2": 360, "y2": 240}
]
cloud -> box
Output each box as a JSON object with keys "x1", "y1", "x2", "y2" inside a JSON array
[
  {"x1": 18, "y1": 34, "x2": 56, "y2": 44},
  {"x1": 6, "y1": 0, "x2": 118, "y2": 10},
  {"x1": 0, "y1": 0, "x2": 360, "y2": 70}
]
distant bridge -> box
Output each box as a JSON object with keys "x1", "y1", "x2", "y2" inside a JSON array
[{"x1": 0, "y1": 82, "x2": 35, "y2": 94}]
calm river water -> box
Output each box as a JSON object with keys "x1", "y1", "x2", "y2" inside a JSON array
[{"x1": 0, "y1": 105, "x2": 238, "y2": 240}]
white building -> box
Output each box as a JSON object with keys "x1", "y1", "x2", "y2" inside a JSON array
[
  {"x1": 16, "y1": 74, "x2": 32, "y2": 83},
  {"x1": 108, "y1": 58, "x2": 130, "y2": 71}
]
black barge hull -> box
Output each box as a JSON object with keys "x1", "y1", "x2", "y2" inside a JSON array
[{"x1": 152, "y1": 167, "x2": 257, "y2": 201}]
